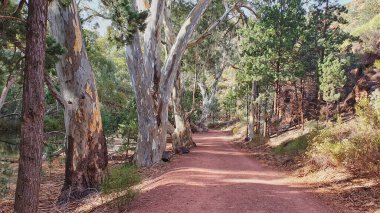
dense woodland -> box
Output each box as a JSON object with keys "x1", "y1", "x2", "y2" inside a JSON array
[{"x1": 0, "y1": 0, "x2": 379, "y2": 212}]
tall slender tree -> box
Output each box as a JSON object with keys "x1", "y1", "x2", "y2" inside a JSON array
[{"x1": 14, "y1": 0, "x2": 48, "y2": 211}]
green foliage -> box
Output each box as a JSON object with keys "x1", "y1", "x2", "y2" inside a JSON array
[
  {"x1": 273, "y1": 135, "x2": 309, "y2": 156},
  {"x1": 356, "y1": 91, "x2": 380, "y2": 127},
  {"x1": 209, "y1": 97, "x2": 220, "y2": 123},
  {"x1": 319, "y1": 55, "x2": 347, "y2": 102},
  {"x1": 343, "y1": 0, "x2": 380, "y2": 30},
  {"x1": 370, "y1": 89, "x2": 380, "y2": 119},
  {"x1": 84, "y1": 30, "x2": 137, "y2": 136},
  {"x1": 45, "y1": 36, "x2": 67, "y2": 72},
  {"x1": 222, "y1": 88, "x2": 237, "y2": 118},
  {"x1": 59, "y1": 0, "x2": 72, "y2": 7},
  {"x1": 106, "y1": 0, "x2": 148, "y2": 44},
  {"x1": 0, "y1": 162, "x2": 13, "y2": 198},
  {"x1": 101, "y1": 164, "x2": 141, "y2": 210},
  {"x1": 342, "y1": 0, "x2": 379, "y2": 55},
  {"x1": 239, "y1": 0, "x2": 307, "y2": 83},
  {"x1": 44, "y1": 114, "x2": 65, "y2": 132},
  {"x1": 374, "y1": 60, "x2": 380, "y2": 70},
  {"x1": 308, "y1": 96, "x2": 380, "y2": 175}
]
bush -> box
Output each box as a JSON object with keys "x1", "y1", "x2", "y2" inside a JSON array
[
  {"x1": 273, "y1": 134, "x2": 309, "y2": 156},
  {"x1": 101, "y1": 164, "x2": 141, "y2": 210},
  {"x1": 307, "y1": 96, "x2": 380, "y2": 175},
  {"x1": 44, "y1": 114, "x2": 65, "y2": 132},
  {"x1": 0, "y1": 162, "x2": 13, "y2": 198}
]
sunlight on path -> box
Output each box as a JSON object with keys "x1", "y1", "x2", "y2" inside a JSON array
[{"x1": 128, "y1": 131, "x2": 335, "y2": 213}]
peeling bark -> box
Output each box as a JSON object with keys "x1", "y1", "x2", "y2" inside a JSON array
[{"x1": 48, "y1": 0, "x2": 107, "y2": 202}]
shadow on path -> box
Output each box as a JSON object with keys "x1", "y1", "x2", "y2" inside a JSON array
[{"x1": 128, "y1": 130, "x2": 336, "y2": 213}]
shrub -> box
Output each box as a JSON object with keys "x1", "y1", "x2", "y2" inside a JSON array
[
  {"x1": 273, "y1": 134, "x2": 309, "y2": 156},
  {"x1": 101, "y1": 164, "x2": 141, "y2": 211},
  {"x1": 44, "y1": 114, "x2": 65, "y2": 132},
  {"x1": 0, "y1": 162, "x2": 13, "y2": 198},
  {"x1": 374, "y1": 60, "x2": 380, "y2": 70},
  {"x1": 307, "y1": 96, "x2": 380, "y2": 175}
]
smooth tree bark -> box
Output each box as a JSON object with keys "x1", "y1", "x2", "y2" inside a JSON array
[
  {"x1": 164, "y1": 1, "x2": 196, "y2": 152},
  {"x1": 14, "y1": 0, "x2": 48, "y2": 211},
  {"x1": 171, "y1": 71, "x2": 195, "y2": 152},
  {"x1": 197, "y1": 66, "x2": 225, "y2": 131},
  {"x1": 48, "y1": 0, "x2": 107, "y2": 202},
  {"x1": 0, "y1": 73, "x2": 17, "y2": 113},
  {"x1": 126, "y1": 0, "x2": 212, "y2": 167}
]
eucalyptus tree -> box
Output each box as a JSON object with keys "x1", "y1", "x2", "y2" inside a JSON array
[
  {"x1": 14, "y1": 0, "x2": 48, "y2": 211},
  {"x1": 166, "y1": 0, "x2": 239, "y2": 149},
  {"x1": 106, "y1": 0, "x2": 215, "y2": 167},
  {"x1": 48, "y1": 0, "x2": 108, "y2": 201},
  {"x1": 106, "y1": 0, "x2": 253, "y2": 165},
  {"x1": 196, "y1": 21, "x2": 239, "y2": 130}
]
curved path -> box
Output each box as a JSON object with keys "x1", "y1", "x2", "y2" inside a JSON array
[{"x1": 128, "y1": 130, "x2": 336, "y2": 213}]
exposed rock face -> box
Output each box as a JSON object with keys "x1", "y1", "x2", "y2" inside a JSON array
[{"x1": 342, "y1": 70, "x2": 380, "y2": 113}]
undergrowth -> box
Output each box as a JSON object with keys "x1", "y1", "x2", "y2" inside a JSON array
[
  {"x1": 307, "y1": 90, "x2": 380, "y2": 175},
  {"x1": 100, "y1": 164, "x2": 141, "y2": 211},
  {"x1": 273, "y1": 134, "x2": 310, "y2": 156},
  {"x1": 271, "y1": 90, "x2": 380, "y2": 176}
]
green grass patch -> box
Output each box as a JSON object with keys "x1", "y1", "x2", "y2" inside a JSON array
[
  {"x1": 101, "y1": 164, "x2": 141, "y2": 211},
  {"x1": 273, "y1": 134, "x2": 309, "y2": 156}
]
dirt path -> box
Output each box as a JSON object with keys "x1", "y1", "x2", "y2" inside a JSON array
[{"x1": 128, "y1": 130, "x2": 336, "y2": 213}]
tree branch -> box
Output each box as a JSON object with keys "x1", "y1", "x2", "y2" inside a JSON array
[
  {"x1": 237, "y1": 2, "x2": 260, "y2": 19},
  {"x1": 44, "y1": 73, "x2": 67, "y2": 108},
  {"x1": 12, "y1": 0, "x2": 26, "y2": 16},
  {"x1": 82, "y1": 6, "x2": 111, "y2": 23},
  {"x1": 0, "y1": 15, "x2": 26, "y2": 22},
  {"x1": 187, "y1": 1, "x2": 238, "y2": 48},
  {"x1": 160, "y1": 0, "x2": 212, "y2": 98}
]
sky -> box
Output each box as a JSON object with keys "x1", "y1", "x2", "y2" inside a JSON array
[{"x1": 84, "y1": 0, "x2": 353, "y2": 36}]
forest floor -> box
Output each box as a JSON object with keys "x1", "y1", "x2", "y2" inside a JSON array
[{"x1": 123, "y1": 130, "x2": 338, "y2": 213}]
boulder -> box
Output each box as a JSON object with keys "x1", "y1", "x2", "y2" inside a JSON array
[{"x1": 162, "y1": 151, "x2": 172, "y2": 162}]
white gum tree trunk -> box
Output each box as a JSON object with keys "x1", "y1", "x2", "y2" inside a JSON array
[
  {"x1": 197, "y1": 67, "x2": 224, "y2": 131},
  {"x1": 126, "y1": 0, "x2": 212, "y2": 167},
  {"x1": 0, "y1": 73, "x2": 17, "y2": 113},
  {"x1": 171, "y1": 71, "x2": 195, "y2": 152}
]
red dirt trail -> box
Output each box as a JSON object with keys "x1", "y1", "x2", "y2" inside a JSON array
[{"x1": 128, "y1": 130, "x2": 336, "y2": 213}]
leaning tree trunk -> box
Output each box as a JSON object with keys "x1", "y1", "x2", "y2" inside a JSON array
[
  {"x1": 0, "y1": 73, "x2": 17, "y2": 113},
  {"x1": 48, "y1": 0, "x2": 107, "y2": 202},
  {"x1": 163, "y1": 1, "x2": 194, "y2": 152},
  {"x1": 14, "y1": 0, "x2": 48, "y2": 211},
  {"x1": 171, "y1": 72, "x2": 195, "y2": 152}
]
